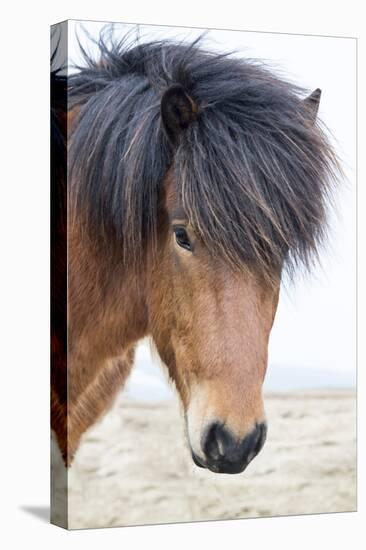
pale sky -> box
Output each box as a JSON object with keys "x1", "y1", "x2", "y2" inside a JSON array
[{"x1": 67, "y1": 21, "x2": 356, "y2": 394}]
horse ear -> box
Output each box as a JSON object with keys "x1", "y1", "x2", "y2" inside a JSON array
[
  {"x1": 303, "y1": 88, "x2": 321, "y2": 125},
  {"x1": 161, "y1": 84, "x2": 198, "y2": 144}
]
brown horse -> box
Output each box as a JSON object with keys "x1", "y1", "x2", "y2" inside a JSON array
[{"x1": 51, "y1": 31, "x2": 338, "y2": 474}]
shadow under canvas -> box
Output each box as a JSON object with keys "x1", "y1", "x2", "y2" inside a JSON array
[{"x1": 20, "y1": 506, "x2": 50, "y2": 523}]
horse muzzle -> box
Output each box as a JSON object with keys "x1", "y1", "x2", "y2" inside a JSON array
[{"x1": 191, "y1": 421, "x2": 267, "y2": 474}]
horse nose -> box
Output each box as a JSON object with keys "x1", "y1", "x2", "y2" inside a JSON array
[{"x1": 202, "y1": 422, "x2": 267, "y2": 474}]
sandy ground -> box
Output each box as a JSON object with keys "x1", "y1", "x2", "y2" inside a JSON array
[{"x1": 61, "y1": 390, "x2": 356, "y2": 529}]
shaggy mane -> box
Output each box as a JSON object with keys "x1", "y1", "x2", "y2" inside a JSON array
[{"x1": 69, "y1": 28, "x2": 339, "y2": 280}]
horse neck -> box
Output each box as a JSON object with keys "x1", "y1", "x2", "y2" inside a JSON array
[{"x1": 68, "y1": 227, "x2": 150, "y2": 359}]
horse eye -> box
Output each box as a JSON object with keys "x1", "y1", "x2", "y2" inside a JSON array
[{"x1": 173, "y1": 226, "x2": 192, "y2": 251}]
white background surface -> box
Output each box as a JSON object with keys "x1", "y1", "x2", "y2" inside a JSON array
[{"x1": 0, "y1": 1, "x2": 364, "y2": 549}]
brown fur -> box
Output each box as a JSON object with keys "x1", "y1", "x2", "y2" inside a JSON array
[{"x1": 147, "y1": 174, "x2": 280, "y2": 440}]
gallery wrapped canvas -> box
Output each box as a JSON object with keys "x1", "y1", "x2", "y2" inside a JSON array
[{"x1": 51, "y1": 20, "x2": 356, "y2": 529}]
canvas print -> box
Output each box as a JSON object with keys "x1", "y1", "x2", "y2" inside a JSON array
[{"x1": 50, "y1": 20, "x2": 356, "y2": 529}]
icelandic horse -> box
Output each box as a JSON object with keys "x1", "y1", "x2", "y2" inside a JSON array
[{"x1": 51, "y1": 32, "x2": 338, "y2": 474}]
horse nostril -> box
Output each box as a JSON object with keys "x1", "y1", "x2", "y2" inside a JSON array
[
  {"x1": 202, "y1": 422, "x2": 237, "y2": 462},
  {"x1": 240, "y1": 422, "x2": 267, "y2": 463},
  {"x1": 201, "y1": 421, "x2": 267, "y2": 473},
  {"x1": 254, "y1": 422, "x2": 267, "y2": 455}
]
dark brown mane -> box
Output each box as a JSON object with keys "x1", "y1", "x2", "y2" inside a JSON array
[{"x1": 69, "y1": 28, "x2": 339, "y2": 281}]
